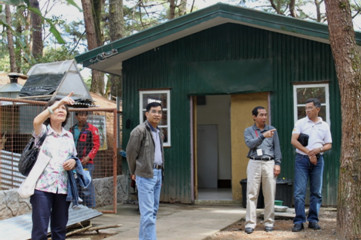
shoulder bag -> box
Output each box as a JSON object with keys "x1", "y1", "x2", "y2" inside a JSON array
[{"x1": 18, "y1": 132, "x2": 47, "y2": 176}]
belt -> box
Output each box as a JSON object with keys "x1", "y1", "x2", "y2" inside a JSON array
[
  {"x1": 251, "y1": 156, "x2": 274, "y2": 161},
  {"x1": 153, "y1": 164, "x2": 163, "y2": 169}
]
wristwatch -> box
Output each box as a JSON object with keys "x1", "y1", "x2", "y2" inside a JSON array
[{"x1": 320, "y1": 146, "x2": 323, "y2": 152}]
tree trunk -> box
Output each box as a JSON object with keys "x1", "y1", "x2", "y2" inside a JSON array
[
  {"x1": 108, "y1": 0, "x2": 124, "y2": 98},
  {"x1": 15, "y1": 6, "x2": 25, "y2": 72},
  {"x1": 269, "y1": 0, "x2": 282, "y2": 14},
  {"x1": 109, "y1": 0, "x2": 123, "y2": 42},
  {"x1": 29, "y1": 0, "x2": 43, "y2": 60},
  {"x1": 314, "y1": 0, "x2": 322, "y2": 22},
  {"x1": 90, "y1": 70, "x2": 104, "y2": 95},
  {"x1": 324, "y1": 0, "x2": 361, "y2": 239},
  {"x1": 92, "y1": 0, "x2": 104, "y2": 46},
  {"x1": 82, "y1": 0, "x2": 104, "y2": 94},
  {"x1": 82, "y1": 0, "x2": 98, "y2": 51},
  {"x1": 289, "y1": 0, "x2": 297, "y2": 17},
  {"x1": 168, "y1": 0, "x2": 176, "y2": 19},
  {"x1": 5, "y1": 5, "x2": 17, "y2": 72}
]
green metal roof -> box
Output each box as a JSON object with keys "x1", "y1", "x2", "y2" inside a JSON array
[{"x1": 75, "y1": 3, "x2": 361, "y2": 76}]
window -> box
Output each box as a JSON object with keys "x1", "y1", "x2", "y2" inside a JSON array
[
  {"x1": 293, "y1": 84, "x2": 330, "y2": 124},
  {"x1": 139, "y1": 90, "x2": 171, "y2": 147}
]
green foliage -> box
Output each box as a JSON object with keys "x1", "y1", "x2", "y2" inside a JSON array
[
  {"x1": 83, "y1": 74, "x2": 92, "y2": 89},
  {"x1": 65, "y1": 0, "x2": 83, "y2": 12},
  {"x1": 39, "y1": 46, "x2": 76, "y2": 63},
  {"x1": 0, "y1": 0, "x2": 87, "y2": 74},
  {"x1": 242, "y1": 0, "x2": 360, "y2": 24},
  {"x1": 1, "y1": 0, "x2": 197, "y2": 75},
  {"x1": 122, "y1": 0, "x2": 168, "y2": 34},
  {"x1": 0, "y1": 46, "x2": 76, "y2": 74},
  {"x1": 48, "y1": 24, "x2": 66, "y2": 44},
  {"x1": 1, "y1": 0, "x2": 24, "y2": 5},
  {"x1": 339, "y1": 2, "x2": 347, "y2": 9},
  {"x1": 0, "y1": 48, "x2": 10, "y2": 72},
  {"x1": 350, "y1": 0, "x2": 361, "y2": 17},
  {"x1": 1, "y1": 1, "x2": 66, "y2": 44}
]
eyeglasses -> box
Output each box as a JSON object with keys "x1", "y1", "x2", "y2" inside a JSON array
[
  {"x1": 150, "y1": 110, "x2": 162, "y2": 115},
  {"x1": 305, "y1": 106, "x2": 321, "y2": 111}
]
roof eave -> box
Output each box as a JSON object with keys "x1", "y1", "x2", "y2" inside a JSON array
[{"x1": 75, "y1": 3, "x2": 361, "y2": 75}]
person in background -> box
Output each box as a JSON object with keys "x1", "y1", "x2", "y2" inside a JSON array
[
  {"x1": 291, "y1": 98, "x2": 332, "y2": 232},
  {"x1": 31, "y1": 93, "x2": 76, "y2": 240},
  {"x1": 244, "y1": 106, "x2": 282, "y2": 234},
  {"x1": 70, "y1": 111, "x2": 100, "y2": 208},
  {"x1": 126, "y1": 102, "x2": 165, "y2": 240}
]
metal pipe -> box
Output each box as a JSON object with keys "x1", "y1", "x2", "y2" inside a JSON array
[
  {"x1": 112, "y1": 108, "x2": 118, "y2": 213},
  {"x1": 0, "y1": 97, "x2": 46, "y2": 105}
]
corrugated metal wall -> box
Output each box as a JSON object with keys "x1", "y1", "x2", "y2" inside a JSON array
[
  {"x1": 270, "y1": 33, "x2": 340, "y2": 206},
  {"x1": 122, "y1": 23, "x2": 340, "y2": 205}
]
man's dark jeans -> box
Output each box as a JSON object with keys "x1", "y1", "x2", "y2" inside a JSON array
[{"x1": 293, "y1": 153, "x2": 324, "y2": 224}]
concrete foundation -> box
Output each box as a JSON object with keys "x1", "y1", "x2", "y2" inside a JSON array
[{"x1": 0, "y1": 175, "x2": 128, "y2": 220}]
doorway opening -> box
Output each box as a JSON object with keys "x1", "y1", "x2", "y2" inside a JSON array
[{"x1": 195, "y1": 95, "x2": 232, "y2": 201}]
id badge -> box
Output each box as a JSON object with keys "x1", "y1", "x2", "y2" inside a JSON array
[{"x1": 257, "y1": 149, "x2": 263, "y2": 156}]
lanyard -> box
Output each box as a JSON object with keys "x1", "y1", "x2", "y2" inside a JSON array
[{"x1": 255, "y1": 129, "x2": 258, "y2": 137}]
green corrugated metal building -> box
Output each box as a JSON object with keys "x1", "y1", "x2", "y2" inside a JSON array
[{"x1": 76, "y1": 3, "x2": 361, "y2": 206}]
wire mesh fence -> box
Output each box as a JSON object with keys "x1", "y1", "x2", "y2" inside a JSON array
[{"x1": 0, "y1": 97, "x2": 121, "y2": 213}]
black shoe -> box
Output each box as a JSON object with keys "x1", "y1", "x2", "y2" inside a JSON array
[
  {"x1": 265, "y1": 226, "x2": 274, "y2": 232},
  {"x1": 292, "y1": 223, "x2": 304, "y2": 232},
  {"x1": 309, "y1": 222, "x2": 321, "y2": 230},
  {"x1": 245, "y1": 227, "x2": 254, "y2": 234}
]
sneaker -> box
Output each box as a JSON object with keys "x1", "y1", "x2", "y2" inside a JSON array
[
  {"x1": 265, "y1": 226, "x2": 274, "y2": 232},
  {"x1": 245, "y1": 227, "x2": 254, "y2": 234}
]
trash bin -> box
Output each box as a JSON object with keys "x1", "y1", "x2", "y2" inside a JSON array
[
  {"x1": 240, "y1": 178, "x2": 293, "y2": 208},
  {"x1": 275, "y1": 178, "x2": 293, "y2": 207},
  {"x1": 240, "y1": 179, "x2": 265, "y2": 208}
]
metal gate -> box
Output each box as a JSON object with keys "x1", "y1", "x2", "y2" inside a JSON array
[{"x1": 0, "y1": 97, "x2": 121, "y2": 213}]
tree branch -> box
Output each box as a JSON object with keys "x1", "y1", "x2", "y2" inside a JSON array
[{"x1": 289, "y1": 0, "x2": 297, "y2": 17}]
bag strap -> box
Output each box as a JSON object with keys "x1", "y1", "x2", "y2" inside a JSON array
[{"x1": 36, "y1": 129, "x2": 48, "y2": 147}]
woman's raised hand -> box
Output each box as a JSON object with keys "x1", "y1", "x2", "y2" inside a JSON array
[{"x1": 60, "y1": 92, "x2": 75, "y2": 106}]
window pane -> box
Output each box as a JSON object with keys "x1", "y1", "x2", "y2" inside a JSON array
[
  {"x1": 140, "y1": 90, "x2": 170, "y2": 147},
  {"x1": 296, "y1": 87, "x2": 325, "y2": 104},
  {"x1": 297, "y1": 107, "x2": 306, "y2": 119},
  {"x1": 142, "y1": 93, "x2": 168, "y2": 108},
  {"x1": 142, "y1": 110, "x2": 146, "y2": 122},
  {"x1": 160, "y1": 111, "x2": 167, "y2": 125},
  {"x1": 160, "y1": 127, "x2": 168, "y2": 143},
  {"x1": 319, "y1": 106, "x2": 326, "y2": 120}
]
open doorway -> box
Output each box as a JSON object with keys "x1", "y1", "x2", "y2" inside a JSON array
[
  {"x1": 192, "y1": 93, "x2": 270, "y2": 202},
  {"x1": 195, "y1": 95, "x2": 232, "y2": 201}
]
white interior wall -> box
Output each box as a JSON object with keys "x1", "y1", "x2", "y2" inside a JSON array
[{"x1": 197, "y1": 95, "x2": 231, "y2": 180}]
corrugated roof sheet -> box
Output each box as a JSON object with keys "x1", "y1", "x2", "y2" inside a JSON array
[
  {"x1": 0, "y1": 205, "x2": 102, "y2": 240},
  {"x1": 75, "y1": 3, "x2": 361, "y2": 76}
]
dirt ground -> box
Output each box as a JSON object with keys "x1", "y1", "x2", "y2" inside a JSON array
[
  {"x1": 205, "y1": 208, "x2": 338, "y2": 240},
  {"x1": 67, "y1": 208, "x2": 338, "y2": 240},
  {"x1": 66, "y1": 224, "x2": 116, "y2": 240}
]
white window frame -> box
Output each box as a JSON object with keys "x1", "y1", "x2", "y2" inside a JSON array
[
  {"x1": 139, "y1": 90, "x2": 171, "y2": 147},
  {"x1": 293, "y1": 83, "x2": 330, "y2": 124}
]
